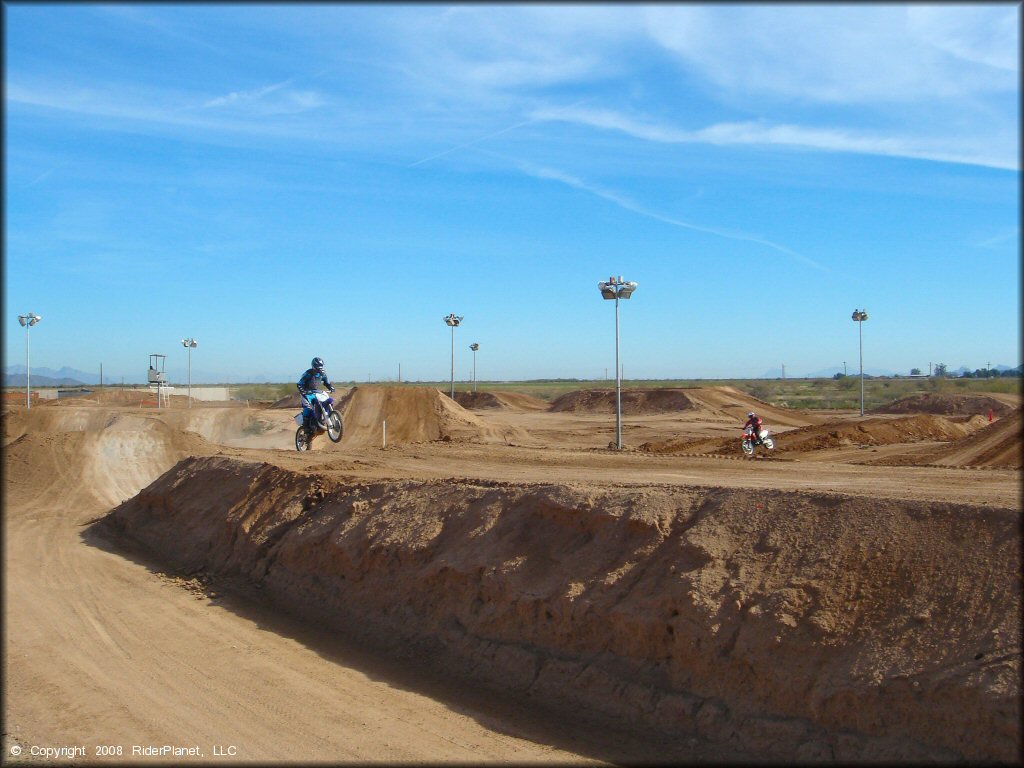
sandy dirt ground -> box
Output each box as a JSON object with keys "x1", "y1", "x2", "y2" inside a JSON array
[{"x1": 3, "y1": 386, "x2": 1020, "y2": 764}]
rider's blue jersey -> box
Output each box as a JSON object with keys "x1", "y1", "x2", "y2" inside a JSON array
[{"x1": 297, "y1": 368, "x2": 332, "y2": 395}]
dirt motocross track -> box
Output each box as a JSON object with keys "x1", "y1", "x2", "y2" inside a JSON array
[{"x1": 3, "y1": 385, "x2": 1021, "y2": 764}]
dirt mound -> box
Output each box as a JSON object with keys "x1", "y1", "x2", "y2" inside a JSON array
[
  {"x1": 549, "y1": 388, "x2": 700, "y2": 415},
  {"x1": 454, "y1": 391, "x2": 549, "y2": 411},
  {"x1": 100, "y1": 457, "x2": 1020, "y2": 761},
  {"x1": 774, "y1": 414, "x2": 988, "y2": 453},
  {"x1": 640, "y1": 414, "x2": 988, "y2": 456},
  {"x1": 929, "y1": 409, "x2": 1023, "y2": 468},
  {"x1": 330, "y1": 386, "x2": 489, "y2": 448},
  {"x1": 681, "y1": 386, "x2": 825, "y2": 427},
  {"x1": 4, "y1": 413, "x2": 212, "y2": 509},
  {"x1": 872, "y1": 393, "x2": 1014, "y2": 417},
  {"x1": 2, "y1": 406, "x2": 27, "y2": 444},
  {"x1": 870, "y1": 409, "x2": 1023, "y2": 469},
  {"x1": 550, "y1": 387, "x2": 820, "y2": 428},
  {"x1": 270, "y1": 393, "x2": 304, "y2": 409}
]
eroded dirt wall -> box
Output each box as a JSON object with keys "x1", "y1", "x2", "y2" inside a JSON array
[{"x1": 99, "y1": 456, "x2": 1021, "y2": 762}]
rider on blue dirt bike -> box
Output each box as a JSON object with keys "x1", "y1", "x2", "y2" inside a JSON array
[{"x1": 296, "y1": 357, "x2": 335, "y2": 434}]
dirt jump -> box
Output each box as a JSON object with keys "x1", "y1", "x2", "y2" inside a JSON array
[
  {"x1": 871, "y1": 392, "x2": 1018, "y2": 417},
  {"x1": 550, "y1": 386, "x2": 820, "y2": 428},
  {"x1": 4, "y1": 386, "x2": 1020, "y2": 763},
  {"x1": 454, "y1": 390, "x2": 549, "y2": 411}
]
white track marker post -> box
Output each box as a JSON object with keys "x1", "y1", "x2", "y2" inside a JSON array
[{"x1": 383, "y1": 420, "x2": 387, "y2": 449}]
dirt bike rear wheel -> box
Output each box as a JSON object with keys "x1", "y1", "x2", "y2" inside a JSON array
[
  {"x1": 295, "y1": 426, "x2": 312, "y2": 452},
  {"x1": 763, "y1": 437, "x2": 775, "y2": 450},
  {"x1": 327, "y1": 411, "x2": 343, "y2": 443}
]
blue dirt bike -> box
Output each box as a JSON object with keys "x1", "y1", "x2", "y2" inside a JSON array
[{"x1": 295, "y1": 391, "x2": 343, "y2": 451}]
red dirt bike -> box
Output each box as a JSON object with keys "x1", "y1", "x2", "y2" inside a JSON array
[
  {"x1": 741, "y1": 425, "x2": 775, "y2": 457},
  {"x1": 295, "y1": 391, "x2": 343, "y2": 451}
]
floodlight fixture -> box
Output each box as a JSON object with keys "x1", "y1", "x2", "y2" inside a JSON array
[
  {"x1": 17, "y1": 312, "x2": 42, "y2": 409},
  {"x1": 852, "y1": 308, "x2": 869, "y2": 416},
  {"x1": 596, "y1": 276, "x2": 639, "y2": 449},
  {"x1": 469, "y1": 343, "x2": 480, "y2": 393},
  {"x1": 444, "y1": 314, "x2": 464, "y2": 399},
  {"x1": 181, "y1": 337, "x2": 199, "y2": 407}
]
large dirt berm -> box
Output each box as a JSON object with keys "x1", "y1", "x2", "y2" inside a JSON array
[
  {"x1": 550, "y1": 388, "x2": 700, "y2": 414},
  {"x1": 326, "y1": 386, "x2": 525, "y2": 448},
  {"x1": 868, "y1": 409, "x2": 1023, "y2": 469},
  {"x1": 871, "y1": 392, "x2": 1015, "y2": 417},
  {"x1": 641, "y1": 414, "x2": 991, "y2": 456},
  {"x1": 454, "y1": 391, "x2": 549, "y2": 411},
  {"x1": 98, "y1": 457, "x2": 1020, "y2": 762}
]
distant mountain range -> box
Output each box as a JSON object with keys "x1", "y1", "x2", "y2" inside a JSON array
[{"x1": 4, "y1": 366, "x2": 93, "y2": 387}]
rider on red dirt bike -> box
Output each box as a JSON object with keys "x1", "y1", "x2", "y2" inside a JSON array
[
  {"x1": 296, "y1": 357, "x2": 335, "y2": 434},
  {"x1": 744, "y1": 411, "x2": 764, "y2": 445}
]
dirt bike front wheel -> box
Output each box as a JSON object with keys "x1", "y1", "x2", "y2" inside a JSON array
[
  {"x1": 741, "y1": 440, "x2": 754, "y2": 456},
  {"x1": 327, "y1": 411, "x2": 343, "y2": 443},
  {"x1": 295, "y1": 426, "x2": 312, "y2": 452}
]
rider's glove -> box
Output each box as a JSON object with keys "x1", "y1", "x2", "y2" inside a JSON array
[{"x1": 328, "y1": 386, "x2": 335, "y2": 393}]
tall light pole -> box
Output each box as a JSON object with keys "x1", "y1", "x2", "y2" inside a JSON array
[
  {"x1": 444, "y1": 314, "x2": 463, "y2": 399},
  {"x1": 181, "y1": 338, "x2": 198, "y2": 407},
  {"x1": 17, "y1": 313, "x2": 42, "y2": 410},
  {"x1": 469, "y1": 343, "x2": 479, "y2": 393},
  {"x1": 598, "y1": 276, "x2": 638, "y2": 449},
  {"x1": 852, "y1": 309, "x2": 868, "y2": 416}
]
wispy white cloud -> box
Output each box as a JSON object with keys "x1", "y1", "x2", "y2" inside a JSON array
[
  {"x1": 907, "y1": 5, "x2": 1019, "y2": 72},
  {"x1": 27, "y1": 164, "x2": 64, "y2": 187},
  {"x1": 203, "y1": 79, "x2": 325, "y2": 114},
  {"x1": 400, "y1": 6, "x2": 637, "y2": 92},
  {"x1": 91, "y1": 5, "x2": 224, "y2": 54},
  {"x1": 6, "y1": 79, "x2": 329, "y2": 140},
  {"x1": 486, "y1": 151, "x2": 825, "y2": 271},
  {"x1": 204, "y1": 80, "x2": 291, "y2": 108},
  {"x1": 641, "y1": 5, "x2": 1018, "y2": 103},
  {"x1": 531, "y1": 106, "x2": 1018, "y2": 171},
  {"x1": 408, "y1": 97, "x2": 594, "y2": 167},
  {"x1": 974, "y1": 228, "x2": 1019, "y2": 249}
]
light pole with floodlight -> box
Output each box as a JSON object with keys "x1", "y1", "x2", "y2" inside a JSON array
[
  {"x1": 469, "y1": 343, "x2": 479, "y2": 393},
  {"x1": 444, "y1": 314, "x2": 463, "y2": 399},
  {"x1": 852, "y1": 309, "x2": 868, "y2": 416},
  {"x1": 17, "y1": 313, "x2": 42, "y2": 410},
  {"x1": 598, "y1": 276, "x2": 638, "y2": 449},
  {"x1": 181, "y1": 338, "x2": 198, "y2": 407}
]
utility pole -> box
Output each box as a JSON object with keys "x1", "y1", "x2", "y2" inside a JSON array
[
  {"x1": 843, "y1": 361, "x2": 847, "y2": 376},
  {"x1": 100, "y1": 363, "x2": 103, "y2": 388},
  {"x1": 781, "y1": 363, "x2": 785, "y2": 379},
  {"x1": 929, "y1": 362, "x2": 933, "y2": 376}
]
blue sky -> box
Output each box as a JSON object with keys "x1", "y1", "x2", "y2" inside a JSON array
[{"x1": 4, "y1": 3, "x2": 1020, "y2": 383}]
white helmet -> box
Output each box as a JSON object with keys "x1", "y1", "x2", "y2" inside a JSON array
[{"x1": 748, "y1": 412, "x2": 755, "y2": 418}]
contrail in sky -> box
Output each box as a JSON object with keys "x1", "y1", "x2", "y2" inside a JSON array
[
  {"x1": 481, "y1": 150, "x2": 827, "y2": 272},
  {"x1": 407, "y1": 97, "x2": 594, "y2": 168}
]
